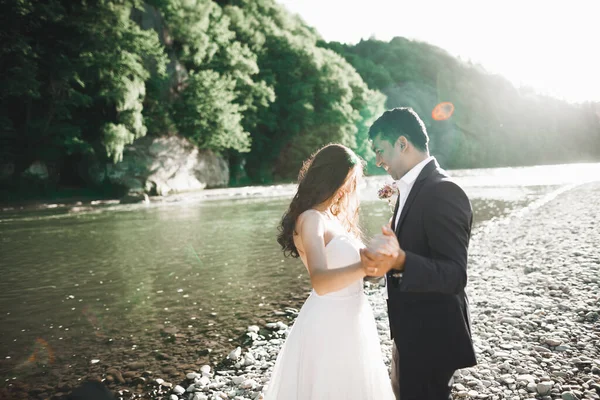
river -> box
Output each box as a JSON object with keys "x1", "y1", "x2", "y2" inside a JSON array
[{"x1": 1, "y1": 162, "x2": 599, "y2": 396}]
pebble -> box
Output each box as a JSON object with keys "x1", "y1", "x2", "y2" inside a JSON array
[
  {"x1": 537, "y1": 381, "x2": 554, "y2": 395},
  {"x1": 228, "y1": 347, "x2": 242, "y2": 360},
  {"x1": 173, "y1": 385, "x2": 185, "y2": 395},
  {"x1": 545, "y1": 338, "x2": 563, "y2": 347},
  {"x1": 201, "y1": 365, "x2": 212, "y2": 375},
  {"x1": 561, "y1": 392, "x2": 578, "y2": 400},
  {"x1": 240, "y1": 379, "x2": 257, "y2": 390},
  {"x1": 232, "y1": 376, "x2": 245, "y2": 385},
  {"x1": 516, "y1": 375, "x2": 535, "y2": 383},
  {"x1": 532, "y1": 345, "x2": 551, "y2": 353},
  {"x1": 197, "y1": 376, "x2": 210, "y2": 386}
]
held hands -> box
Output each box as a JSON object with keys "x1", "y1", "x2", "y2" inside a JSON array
[{"x1": 360, "y1": 225, "x2": 405, "y2": 277}]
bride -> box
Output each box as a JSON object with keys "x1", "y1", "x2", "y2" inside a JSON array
[{"x1": 264, "y1": 144, "x2": 395, "y2": 399}]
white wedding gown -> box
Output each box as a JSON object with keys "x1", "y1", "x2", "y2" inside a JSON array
[{"x1": 264, "y1": 234, "x2": 395, "y2": 400}]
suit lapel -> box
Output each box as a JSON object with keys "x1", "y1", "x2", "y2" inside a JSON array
[
  {"x1": 395, "y1": 159, "x2": 438, "y2": 235},
  {"x1": 390, "y1": 194, "x2": 401, "y2": 232}
]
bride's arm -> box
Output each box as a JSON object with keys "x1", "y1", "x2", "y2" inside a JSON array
[{"x1": 298, "y1": 211, "x2": 366, "y2": 296}]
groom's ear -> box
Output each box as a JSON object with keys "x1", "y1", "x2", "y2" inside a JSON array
[{"x1": 395, "y1": 136, "x2": 407, "y2": 151}]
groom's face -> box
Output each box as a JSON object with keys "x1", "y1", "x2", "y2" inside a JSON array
[{"x1": 372, "y1": 135, "x2": 404, "y2": 180}]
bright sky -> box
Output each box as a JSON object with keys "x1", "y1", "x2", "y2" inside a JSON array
[{"x1": 277, "y1": 0, "x2": 600, "y2": 103}]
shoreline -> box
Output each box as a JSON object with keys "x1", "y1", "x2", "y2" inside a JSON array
[
  {"x1": 155, "y1": 182, "x2": 600, "y2": 400},
  {"x1": 4, "y1": 161, "x2": 600, "y2": 213}
]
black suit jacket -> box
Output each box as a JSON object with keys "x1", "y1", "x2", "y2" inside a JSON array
[{"x1": 387, "y1": 158, "x2": 477, "y2": 372}]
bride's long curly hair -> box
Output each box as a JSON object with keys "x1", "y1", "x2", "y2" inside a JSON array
[{"x1": 277, "y1": 144, "x2": 365, "y2": 258}]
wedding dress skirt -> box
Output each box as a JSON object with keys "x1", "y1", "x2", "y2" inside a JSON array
[{"x1": 264, "y1": 235, "x2": 395, "y2": 400}]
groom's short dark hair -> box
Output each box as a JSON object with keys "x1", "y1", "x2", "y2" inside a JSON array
[{"x1": 369, "y1": 107, "x2": 429, "y2": 152}]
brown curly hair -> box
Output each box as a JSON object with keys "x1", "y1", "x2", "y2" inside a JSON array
[{"x1": 277, "y1": 144, "x2": 364, "y2": 258}]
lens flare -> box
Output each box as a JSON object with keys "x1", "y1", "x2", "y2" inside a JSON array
[
  {"x1": 82, "y1": 305, "x2": 105, "y2": 338},
  {"x1": 432, "y1": 102, "x2": 455, "y2": 121},
  {"x1": 189, "y1": 244, "x2": 202, "y2": 265},
  {"x1": 26, "y1": 338, "x2": 55, "y2": 365}
]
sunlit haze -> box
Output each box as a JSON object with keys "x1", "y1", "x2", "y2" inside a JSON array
[{"x1": 278, "y1": 0, "x2": 599, "y2": 103}]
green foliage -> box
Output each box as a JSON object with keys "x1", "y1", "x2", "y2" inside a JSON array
[
  {"x1": 0, "y1": 0, "x2": 166, "y2": 173},
  {"x1": 173, "y1": 70, "x2": 250, "y2": 152},
  {"x1": 221, "y1": 0, "x2": 385, "y2": 181},
  {"x1": 150, "y1": 0, "x2": 274, "y2": 153}
]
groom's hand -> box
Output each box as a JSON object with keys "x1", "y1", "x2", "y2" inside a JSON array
[
  {"x1": 360, "y1": 225, "x2": 406, "y2": 276},
  {"x1": 360, "y1": 247, "x2": 394, "y2": 277},
  {"x1": 370, "y1": 225, "x2": 402, "y2": 257}
]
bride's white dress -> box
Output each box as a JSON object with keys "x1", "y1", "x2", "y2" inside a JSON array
[{"x1": 264, "y1": 234, "x2": 395, "y2": 399}]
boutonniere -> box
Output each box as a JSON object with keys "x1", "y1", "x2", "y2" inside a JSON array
[{"x1": 377, "y1": 181, "x2": 398, "y2": 210}]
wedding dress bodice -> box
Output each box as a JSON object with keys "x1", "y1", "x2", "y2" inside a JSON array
[{"x1": 316, "y1": 234, "x2": 364, "y2": 298}]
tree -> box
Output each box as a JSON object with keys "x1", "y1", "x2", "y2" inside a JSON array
[{"x1": 0, "y1": 0, "x2": 166, "y2": 180}]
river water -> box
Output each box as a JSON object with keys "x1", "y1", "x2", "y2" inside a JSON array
[{"x1": 1, "y1": 162, "x2": 599, "y2": 394}]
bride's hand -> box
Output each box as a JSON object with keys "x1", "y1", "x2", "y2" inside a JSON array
[{"x1": 361, "y1": 225, "x2": 405, "y2": 277}]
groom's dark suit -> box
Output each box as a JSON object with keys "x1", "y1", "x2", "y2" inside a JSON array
[{"x1": 387, "y1": 158, "x2": 476, "y2": 400}]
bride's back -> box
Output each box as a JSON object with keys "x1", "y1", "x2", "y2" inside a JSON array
[{"x1": 294, "y1": 210, "x2": 364, "y2": 298}]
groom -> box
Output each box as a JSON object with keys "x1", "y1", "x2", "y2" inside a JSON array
[{"x1": 361, "y1": 107, "x2": 477, "y2": 400}]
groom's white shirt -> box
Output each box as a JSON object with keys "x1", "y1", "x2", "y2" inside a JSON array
[
  {"x1": 383, "y1": 155, "x2": 434, "y2": 299},
  {"x1": 394, "y1": 156, "x2": 435, "y2": 229}
]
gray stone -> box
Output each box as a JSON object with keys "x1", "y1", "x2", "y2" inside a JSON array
[
  {"x1": 228, "y1": 347, "x2": 242, "y2": 360},
  {"x1": 231, "y1": 376, "x2": 245, "y2": 385},
  {"x1": 534, "y1": 346, "x2": 552, "y2": 354},
  {"x1": 275, "y1": 321, "x2": 288, "y2": 330},
  {"x1": 517, "y1": 375, "x2": 536, "y2": 383},
  {"x1": 23, "y1": 161, "x2": 49, "y2": 180},
  {"x1": 561, "y1": 392, "x2": 579, "y2": 400},
  {"x1": 545, "y1": 338, "x2": 563, "y2": 346},
  {"x1": 196, "y1": 376, "x2": 210, "y2": 386},
  {"x1": 243, "y1": 352, "x2": 256, "y2": 366},
  {"x1": 240, "y1": 379, "x2": 257, "y2": 390},
  {"x1": 200, "y1": 365, "x2": 211, "y2": 375},
  {"x1": 119, "y1": 192, "x2": 149, "y2": 204},
  {"x1": 87, "y1": 135, "x2": 229, "y2": 196},
  {"x1": 173, "y1": 385, "x2": 185, "y2": 395},
  {"x1": 537, "y1": 381, "x2": 554, "y2": 395}
]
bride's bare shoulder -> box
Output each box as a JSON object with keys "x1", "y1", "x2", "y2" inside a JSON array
[
  {"x1": 295, "y1": 210, "x2": 329, "y2": 241},
  {"x1": 296, "y1": 209, "x2": 325, "y2": 227}
]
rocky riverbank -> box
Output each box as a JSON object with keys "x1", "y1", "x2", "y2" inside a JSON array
[{"x1": 153, "y1": 182, "x2": 600, "y2": 400}]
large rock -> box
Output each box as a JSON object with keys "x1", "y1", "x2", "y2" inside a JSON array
[
  {"x1": 88, "y1": 135, "x2": 229, "y2": 196},
  {"x1": 22, "y1": 161, "x2": 49, "y2": 180}
]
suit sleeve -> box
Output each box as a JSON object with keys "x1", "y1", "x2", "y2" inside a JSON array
[{"x1": 399, "y1": 180, "x2": 472, "y2": 294}]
